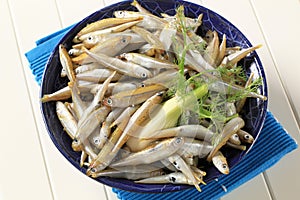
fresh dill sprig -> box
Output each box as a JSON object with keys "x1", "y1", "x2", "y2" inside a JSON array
[{"x1": 217, "y1": 65, "x2": 247, "y2": 85}]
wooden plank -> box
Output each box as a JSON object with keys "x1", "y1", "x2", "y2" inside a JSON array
[
  {"x1": 55, "y1": 0, "x2": 104, "y2": 27},
  {"x1": 8, "y1": 0, "x2": 62, "y2": 53},
  {"x1": 251, "y1": 0, "x2": 300, "y2": 127},
  {"x1": 0, "y1": 1, "x2": 53, "y2": 199},
  {"x1": 250, "y1": 0, "x2": 300, "y2": 199}
]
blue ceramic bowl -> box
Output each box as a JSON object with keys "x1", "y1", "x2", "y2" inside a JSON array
[{"x1": 40, "y1": 0, "x2": 268, "y2": 193}]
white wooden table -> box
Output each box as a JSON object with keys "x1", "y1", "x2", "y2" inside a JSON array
[{"x1": 1, "y1": 0, "x2": 299, "y2": 199}]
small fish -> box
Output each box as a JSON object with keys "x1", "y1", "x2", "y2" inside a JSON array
[
  {"x1": 68, "y1": 48, "x2": 84, "y2": 56},
  {"x1": 72, "y1": 106, "x2": 111, "y2": 151},
  {"x1": 92, "y1": 168, "x2": 165, "y2": 179},
  {"x1": 86, "y1": 106, "x2": 139, "y2": 176},
  {"x1": 121, "y1": 53, "x2": 178, "y2": 69},
  {"x1": 135, "y1": 172, "x2": 202, "y2": 190},
  {"x1": 131, "y1": 26, "x2": 165, "y2": 53},
  {"x1": 109, "y1": 137, "x2": 185, "y2": 167},
  {"x1": 177, "y1": 138, "x2": 213, "y2": 159},
  {"x1": 103, "y1": 84, "x2": 165, "y2": 108},
  {"x1": 226, "y1": 141, "x2": 247, "y2": 151},
  {"x1": 90, "y1": 82, "x2": 139, "y2": 95},
  {"x1": 141, "y1": 124, "x2": 215, "y2": 142},
  {"x1": 73, "y1": 17, "x2": 143, "y2": 42},
  {"x1": 159, "y1": 23, "x2": 177, "y2": 51},
  {"x1": 41, "y1": 86, "x2": 71, "y2": 103},
  {"x1": 76, "y1": 69, "x2": 122, "y2": 83},
  {"x1": 59, "y1": 44, "x2": 76, "y2": 82},
  {"x1": 161, "y1": 12, "x2": 203, "y2": 31},
  {"x1": 75, "y1": 63, "x2": 104, "y2": 74},
  {"x1": 203, "y1": 30, "x2": 220, "y2": 67},
  {"x1": 224, "y1": 44, "x2": 262, "y2": 68},
  {"x1": 68, "y1": 81, "x2": 86, "y2": 119},
  {"x1": 83, "y1": 31, "x2": 146, "y2": 49},
  {"x1": 215, "y1": 34, "x2": 227, "y2": 66},
  {"x1": 207, "y1": 116, "x2": 245, "y2": 162},
  {"x1": 56, "y1": 101, "x2": 78, "y2": 140},
  {"x1": 228, "y1": 133, "x2": 241, "y2": 145},
  {"x1": 168, "y1": 153, "x2": 203, "y2": 191},
  {"x1": 131, "y1": 0, "x2": 152, "y2": 15},
  {"x1": 236, "y1": 129, "x2": 254, "y2": 144},
  {"x1": 79, "y1": 71, "x2": 116, "y2": 126},
  {"x1": 212, "y1": 151, "x2": 230, "y2": 175},
  {"x1": 77, "y1": 20, "x2": 142, "y2": 42},
  {"x1": 72, "y1": 35, "x2": 132, "y2": 64},
  {"x1": 96, "y1": 108, "x2": 124, "y2": 149},
  {"x1": 110, "y1": 91, "x2": 164, "y2": 152},
  {"x1": 114, "y1": 10, "x2": 166, "y2": 30},
  {"x1": 83, "y1": 48, "x2": 153, "y2": 79},
  {"x1": 141, "y1": 69, "x2": 178, "y2": 88}
]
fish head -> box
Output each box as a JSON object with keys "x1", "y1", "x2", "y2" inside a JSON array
[
  {"x1": 243, "y1": 134, "x2": 254, "y2": 143},
  {"x1": 110, "y1": 35, "x2": 132, "y2": 50},
  {"x1": 135, "y1": 67, "x2": 153, "y2": 79},
  {"x1": 113, "y1": 10, "x2": 137, "y2": 18},
  {"x1": 71, "y1": 138, "x2": 83, "y2": 151},
  {"x1": 83, "y1": 35, "x2": 99, "y2": 47},
  {"x1": 120, "y1": 35, "x2": 132, "y2": 44},
  {"x1": 114, "y1": 10, "x2": 126, "y2": 18},
  {"x1": 86, "y1": 163, "x2": 107, "y2": 177},
  {"x1": 212, "y1": 152, "x2": 230, "y2": 175},
  {"x1": 122, "y1": 53, "x2": 134, "y2": 61},
  {"x1": 229, "y1": 133, "x2": 241, "y2": 145}
]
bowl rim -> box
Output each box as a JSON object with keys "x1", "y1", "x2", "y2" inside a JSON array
[{"x1": 40, "y1": 0, "x2": 268, "y2": 193}]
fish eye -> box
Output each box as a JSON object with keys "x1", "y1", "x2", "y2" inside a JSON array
[
  {"x1": 222, "y1": 164, "x2": 228, "y2": 169},
  {"x1": 91, "y1": 168, "x2": 96, "y2": 173},
  {"x1": 141, "y1": 73, "x2": 147, "y2": 78},
  {"x1": 140, "y1": 83, "x2": 146, "y2": 87},
  {"x1": 94, "y1": 138, "x2": 100, "y2": 145},
  {"x1": 170, "y1": 176, "x2": 176, "y2": 183},
  {"x1": 87, "y1": 36, "x2": 93, "y2": 41},
  {"x1": 175, "y1": 137, "x2": 182, "y2": 144},
  {"x1": 244, "y1": 135, "x2": 250, "y2": 140},
  {"x1": 73, "y1": 138, "x2": 78, "y2": 143},
  {"x1": 68, "y1": 49, "x2": 75, "y2": 56},
  {"x1": 118, "y1": 11, "x2": 124, "y2": 17},
  {"x1": 234, "y1": 134, "x2": 239, "y2": 139},
  {"x1": 106, "y1": 98, "x2": 113, "y2": 105},
  {"x1": 121, "y1": 38, "x2": 127, "y2": 43}
]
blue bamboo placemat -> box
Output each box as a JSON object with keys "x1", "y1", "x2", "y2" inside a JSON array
[{"x1": 25, "y1": 26, "x2": 298, "y2": 200}]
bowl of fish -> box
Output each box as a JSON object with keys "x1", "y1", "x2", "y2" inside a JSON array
[{"x1": 40, "y1": 0, "x2": 268, "y2": 193}]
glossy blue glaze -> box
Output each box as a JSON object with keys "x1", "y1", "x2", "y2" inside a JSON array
[{"x1": 40, "y1": 0, "x2": 268, "y2": 193}]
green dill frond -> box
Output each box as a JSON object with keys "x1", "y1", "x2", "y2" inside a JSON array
[
  {"x1": 226, "y1": 77, "x2": 263, "y2": 102},
  {"x1": 217, "y1": 65, "x2": 247, "y2": 85}
]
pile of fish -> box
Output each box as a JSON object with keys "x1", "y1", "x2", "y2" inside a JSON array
[{"x1": 41, "y1": 0, "x2": 266, "y2": 192}]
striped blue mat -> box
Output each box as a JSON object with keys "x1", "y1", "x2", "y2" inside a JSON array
[{"x1": 25, "y1": 26, "x2": 298, "y2": 200}]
